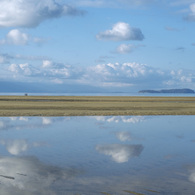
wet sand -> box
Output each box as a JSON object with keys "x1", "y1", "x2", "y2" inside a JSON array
[{"x1": 0, "y1": 96, "x2": 195, "y2": 116}]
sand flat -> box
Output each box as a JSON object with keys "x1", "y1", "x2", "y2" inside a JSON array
[{"x1": 0, "y1": 96, "x2": 195, "y2": 116}]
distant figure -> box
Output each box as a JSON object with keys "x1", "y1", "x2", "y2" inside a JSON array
[{"x1": 24, "y1": 93, "x2": 28, "y2": 96}]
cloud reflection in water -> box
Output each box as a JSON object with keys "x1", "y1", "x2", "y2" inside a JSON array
[
  {"x1": 96, "y1": 144, "x2": 143, "y2": 163},
  {"x1": 0, "y1": 156, "x2": 81, "y2": 194},
  {"x1": 116, "y1": 131, "x2": 132, "y2": 142},
  {"x1": 0, "y1": 139, "x2": 45, "y2": 156}
]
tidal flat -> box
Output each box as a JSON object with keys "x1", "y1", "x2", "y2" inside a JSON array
[{"x1": 0, "y1": 96, "x2": 195, "y2": 116}]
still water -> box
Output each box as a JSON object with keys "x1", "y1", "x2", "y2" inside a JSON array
[{"x1": 0, "y1": 116, "x2": 194, "y2": 194}]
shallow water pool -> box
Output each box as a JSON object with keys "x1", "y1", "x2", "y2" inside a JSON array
[{"x1": 0, "y1": 116, "x2": 194, "y2": 194}]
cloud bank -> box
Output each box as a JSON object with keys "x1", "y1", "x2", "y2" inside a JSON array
[
  {"x1": 0, "y1": 0, "x2": 83, "y2": 28},
  {"x1": 2, "y1": 59, "x2": 195, "y2": 92}
]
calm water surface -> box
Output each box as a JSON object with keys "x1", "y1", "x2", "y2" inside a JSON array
[{"x1": 0, "y1": 116, "x2": 194, "y2": 194}]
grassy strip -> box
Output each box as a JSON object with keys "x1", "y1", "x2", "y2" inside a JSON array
[{"x1": 0, "y1": 96, "x2": 195, "y2": 116}]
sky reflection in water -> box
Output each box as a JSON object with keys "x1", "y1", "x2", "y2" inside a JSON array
[{"x1": 0, "y1": 116, "x2": 195, "y2": 194}]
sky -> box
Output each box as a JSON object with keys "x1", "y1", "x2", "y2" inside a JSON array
[{"x1": 0, "y1": 0, "x2": 195, "y2": 93}]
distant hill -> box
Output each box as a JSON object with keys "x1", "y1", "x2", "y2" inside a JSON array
[{"x1": 139, "y1": 88, "x2": 195, "y2": 94}]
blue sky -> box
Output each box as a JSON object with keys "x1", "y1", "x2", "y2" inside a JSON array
[{"x1": 0, "y1": 0, "x2": 195, "y2": 93}]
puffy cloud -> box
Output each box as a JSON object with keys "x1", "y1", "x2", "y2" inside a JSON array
[
  {"x1": 0, "y1": 0, "x2": 84, "y2": 28},
  {"x1": 0, "y1": 29, "x2": 46, "y2": 46},
  {"x1": 96, "y1": 22, "x2": 144, "y2": 41},
  {"x1": 8, "y1": 63, "x2": 37, "y2": 76},
  {"x1": 41, "y1": 60, "x2": 71, "y2": 78},
  {"x1": 185, "y1": 3, "x2": 195, "y2": 21},
  {"x1": 168, "y1": 69, "x2": 195, "y2": 87},
  {"x1": 42, "y1": 60, "x2": 53, "y2": 68},
  {"x1": 6, "y1": 29, "x2": 29, "y2": 45},
  {"x1": 96, "y1": 144, "x2": 143, "y2": 163},
  {"x1": 116, "y1": 44, "x2": 135, "y2": 54},
  {"x1": 7, "y1": 60, "x2": 72, "y2": 81},
  {"x1": 83, "y1": 62, "x2": 168, "y2": 88}
]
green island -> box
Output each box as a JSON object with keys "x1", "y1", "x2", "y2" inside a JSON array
[{"x1": 0, "y1": 96, "x2": 195, "y2": 116}]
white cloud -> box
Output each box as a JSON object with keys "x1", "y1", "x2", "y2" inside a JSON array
[
  {"x1": 96, "y1": 144, "x2": 143, "y2": 163},
  {"x1": 116, "y1": 44, "x2": 135, "y2": 54},
  {"x1": 184, "y1": 3, "x2": 195, "y2": 21},
  {"x1": 42, "y1": 60, "x2": 53, "y2": 68},
  {"x1": 7, "y1": 60, "x2": 72, "y2": 81},
  {"x1": 0, "y1": 0, "x2": 83, "y2": 28},
  {"x1": 96, "y1": 22, "x2": 144, "y2": 41},
  {"x1": 41, "y1": 60, "x2": 71, "y2": 79},
  {"x1": 4, "y1": 60, "x2": 195, "y2": 91},
  {"x1": 0, "y1": 29, "x2": 46, "y2": 46},
  {"x1": 168, "y1": 69, "x2": 195, "y2": 87},
  {"x1": 6, "y1": 29, "x2": 29, "y2": 45},
  {"x1": 8, "y1": 63, "x2": 37, "y2": 76},
  {"x1": 83, "y1": 62, "x2": 167, "y2": 88}
]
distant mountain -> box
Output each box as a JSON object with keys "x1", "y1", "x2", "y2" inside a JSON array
[{"x1": 139, "y1": 88, "x2": 195, "y2": 94}]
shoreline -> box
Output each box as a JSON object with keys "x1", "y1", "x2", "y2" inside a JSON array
[{"x1": 0, "y1": 96, "x2": 195, "y2": 116}]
